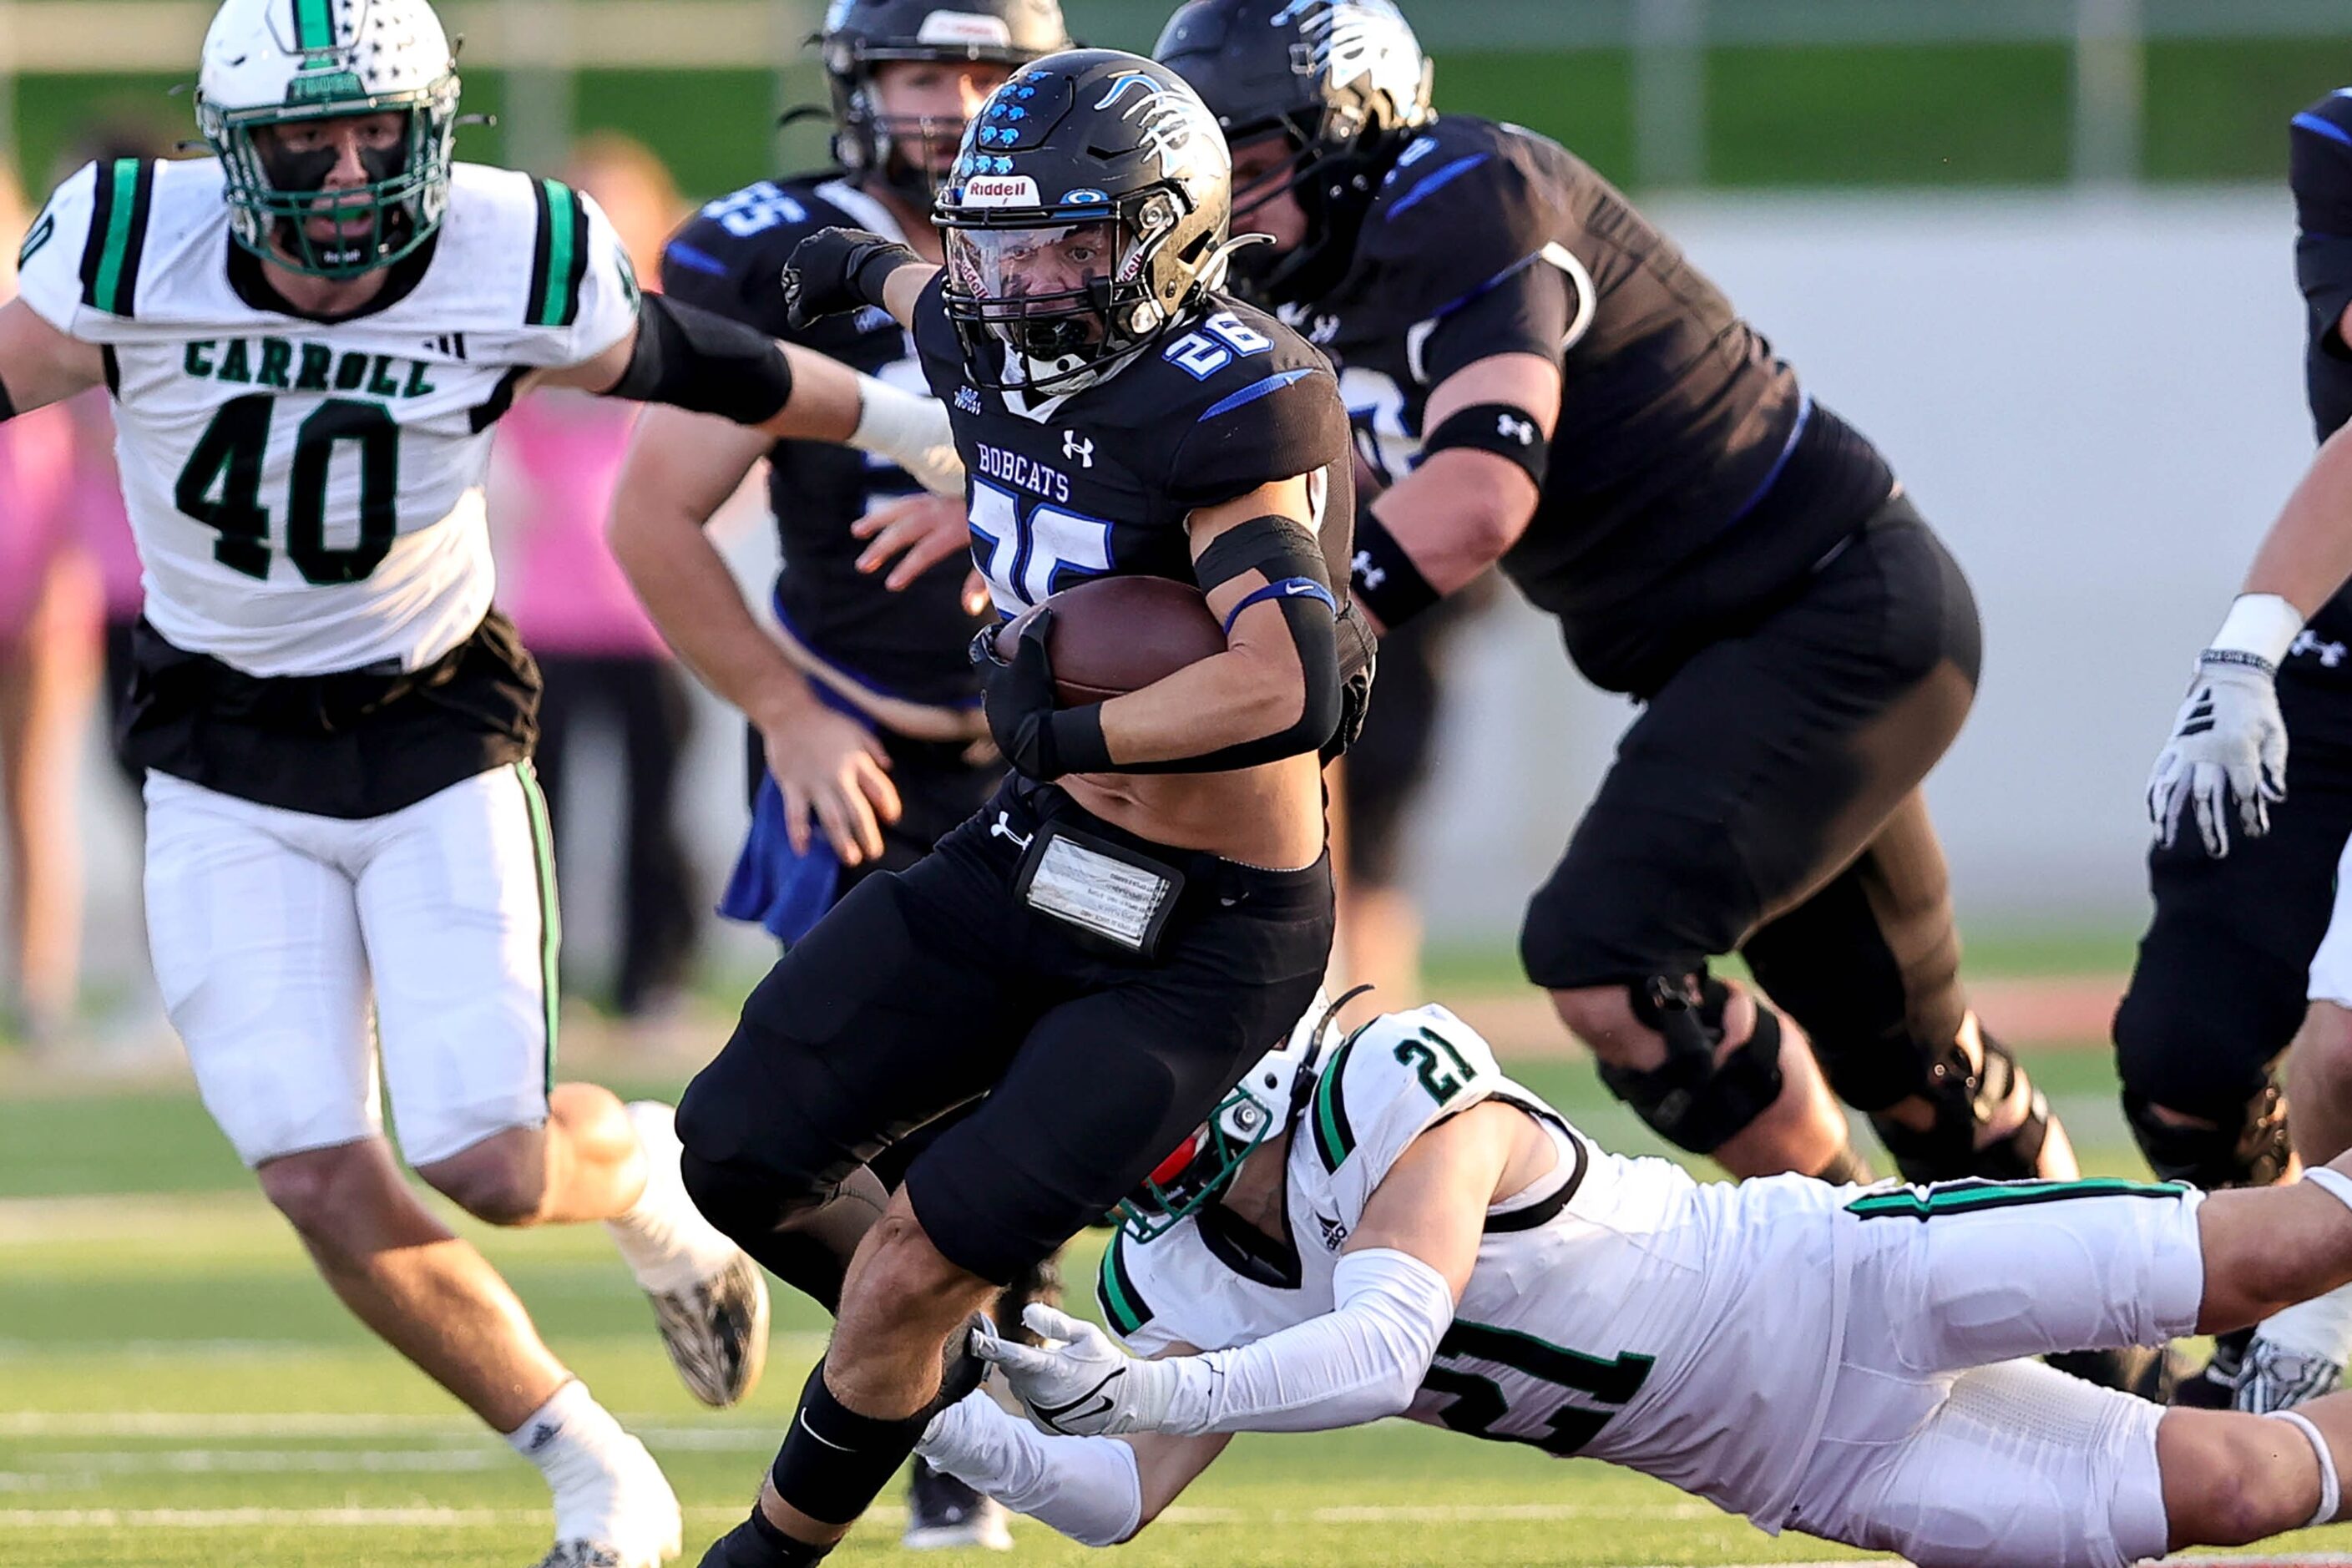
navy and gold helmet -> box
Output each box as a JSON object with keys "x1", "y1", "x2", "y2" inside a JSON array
[{"x1": 936, "y1": 49, "x2": 1235, "y2": 392}]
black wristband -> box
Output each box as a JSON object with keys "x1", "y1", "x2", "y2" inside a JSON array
[
  {"x1": 0, "y1": 374, "x2": 16, "y2": 423},
  {"x1": 850, "y1": 244, "x2": 922, "y2": 309},
  {"x1": 1348, "y1": 501, "x2": 1442, "y2": 630},
  {"x1": 1047, "y1": 703, "x2": 1115, "y2": 775},
  {"x1": 1422, "y1": 401, "x2": 1550, "y2": 489}
]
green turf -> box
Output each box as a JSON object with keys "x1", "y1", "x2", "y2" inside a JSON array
[{"x1": 2, "y1": 1044, "x2": 2263, "y2": 1568}]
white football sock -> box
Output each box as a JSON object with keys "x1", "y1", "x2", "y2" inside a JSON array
[
  {"x1": 508, "y1": 1378, "x2": 626, "y2": 1495},
  {"x1": 604, "y1": 1100, "x2": 739, "y2": 1295},
  {"x1": 508, "y1": 1379, "x2": 677, "y2": 1550}
]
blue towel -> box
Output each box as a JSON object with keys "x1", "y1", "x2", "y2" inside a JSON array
[{"x1": 717, "y1": 682, "x2": 873, "y2": 944}]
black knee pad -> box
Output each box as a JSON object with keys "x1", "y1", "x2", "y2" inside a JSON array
[
  {"x1": 1595, "y1": 974, "x2": 1786, "y2": 1155},
  {"x1": 1867, "y1": 1032, "x2": 2050, "y2": 1185},
  {"x1": 2123, "y1": 1080, "x2": 2292, "y2": 1190}
]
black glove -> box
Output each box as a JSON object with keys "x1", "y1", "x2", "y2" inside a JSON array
[
  {"x1": 782, "y1": 227, "x2": 923, "y2": 331},
  {"x1": 974, "y1": 611, "x2": 1113, "y2": 781}
]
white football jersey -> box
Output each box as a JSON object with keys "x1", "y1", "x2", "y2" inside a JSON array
[
  {"x1": 16, "y1": 155, "x2": 638, "y2": 676},
  {"x1": 1100, "y1": 1005, "x2": 1854, "y2": 1535}
]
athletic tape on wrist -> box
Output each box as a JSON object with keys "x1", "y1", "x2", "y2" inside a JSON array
[{"x1": 2211, "y1": 593, "x2": 2304, "y2": 668}]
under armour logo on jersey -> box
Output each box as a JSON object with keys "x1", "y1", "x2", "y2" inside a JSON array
[
  {"x1": 956, "y1": 385, "x2": 984, "y2": 414},
  {"x1": 1352, "y1": 549, "x2": 1385, "y2": 590},
  {"x1": 2292, "y1": 630, "x2": 2349, "y2": 668},
  {"x1": 1497, "y1": 412, "x2": 1535, "y2": 445},
  {"x1": 1064, "y1": 432, "x2": 1096, "y2": 468}
]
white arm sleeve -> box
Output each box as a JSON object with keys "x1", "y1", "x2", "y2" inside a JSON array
[
  {"x1": 1158, "y1": 1248, "x2": 1455, "y2": 1435},
  {"x1": 918, "y1": 1393, "x2": 1145, "y2": 1547}
]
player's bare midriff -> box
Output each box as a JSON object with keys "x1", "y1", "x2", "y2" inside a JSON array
[{"x1": 1061, "y1": 751, "x2": 1327, "y2": 871}]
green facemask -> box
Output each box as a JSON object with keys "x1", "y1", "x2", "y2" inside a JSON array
[{"x1": 203, "y1": 71, "x2": 461, "y2": 280}]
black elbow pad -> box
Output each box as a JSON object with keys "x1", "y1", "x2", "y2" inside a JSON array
[{"x1": 604, "y1": 292, "x2": 795, "y2": 424}]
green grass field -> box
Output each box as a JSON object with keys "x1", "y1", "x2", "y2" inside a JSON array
[{"x1": 12, "y1": 1042, "x2": 2338, "y2": 1568}]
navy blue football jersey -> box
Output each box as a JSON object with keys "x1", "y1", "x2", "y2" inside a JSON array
[
  {"x1": 909, "y1": 278, "x2": 1353, "y2": 619},
  {"x1": 1289, "y1": 115, "x2": 1895, "y2": 696},
  {"x1": 661, "y1": 175, "x2": 986, "y2": 706}
]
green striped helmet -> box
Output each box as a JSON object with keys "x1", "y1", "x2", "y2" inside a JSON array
[
  {"x1": 196, "y1": 0, "x2": 462, "y2": 279},
  {"x1": 1114, "y1": 989, "x2": 1349, "y2": 1242}
]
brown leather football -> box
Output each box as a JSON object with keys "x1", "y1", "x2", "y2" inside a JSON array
[{"x1": 995, "y1": 575, "x2": 1227, "y2": 705}]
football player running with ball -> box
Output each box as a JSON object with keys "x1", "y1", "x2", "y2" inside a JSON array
[
  {"x1": 928, "y1": 998, "x2": 2352, "y2": 1568},
  {"x1": 0, "y1": 2, "x2": 970, "y2": 1563},
  {"x1": 677, "y1": 48, "x2": 1368, "y2": 1568},
  {"x1": 1156, "y1": 1, "x2": 2101, "y2": 1213},
  {"x1": 608, "y1": 0, "x2": 1070, "y2": 1547}
]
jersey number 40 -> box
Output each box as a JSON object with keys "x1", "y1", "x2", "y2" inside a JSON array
[{"x1": 175, "y1": 394, "x2": 400, "y2": 584}]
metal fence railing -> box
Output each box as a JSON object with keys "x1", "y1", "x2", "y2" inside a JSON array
[{"x1": 2, "y1": 0, "x2": 2349, "y2": 183}]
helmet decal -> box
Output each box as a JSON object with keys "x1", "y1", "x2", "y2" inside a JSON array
[
  {"x1": 1302, "y1": 1, "x2": 1423, "y2": 104},
  {"x1": 1092, "y1": 69, "x2": 1220, "y2": 175}
]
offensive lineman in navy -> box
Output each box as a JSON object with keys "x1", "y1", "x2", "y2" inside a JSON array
[
  {"x1": 675, "y1": 49, "x2": 1368, "y2": 1568},
  {"x1": 1153, "y1": 0, "x2": 2109, "y2": 1235}
]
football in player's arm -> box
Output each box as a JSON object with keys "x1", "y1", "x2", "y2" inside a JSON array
[
  {"x1": 786, "y1": 230, "x2": 1350, "y2": 787},
  {"x1": 923, "y1": 1003, "x2": 2352, "y2": 1565}
]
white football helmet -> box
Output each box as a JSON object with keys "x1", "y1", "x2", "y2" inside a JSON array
[
  {"x1": 1115, "y1": 987, "x2": 1353, "y2": 1241},
  {"x1": 195, "y1": 0, "x2": 462, "y2": 277}
]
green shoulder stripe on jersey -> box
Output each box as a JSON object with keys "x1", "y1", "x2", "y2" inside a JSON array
[
  {"x1": 1310, "y1": 1033, "x2": 1362, "y2": 1172},
  {"x1": 78, "y1": 159, "x2": 155, "y2": 318},
  {"x1": 1095, "y1": 1233, "x2": 1153, "y2": 1338},
  {"x1": 1846, "y1": 1176, "x2": 2185, "y2": 1223},
  {"x1": 526, "y1": 178, "x2": 593, "y2": 330},
  {"x1": 291, "y1": 0, "x2": 337, "y2": 51}
]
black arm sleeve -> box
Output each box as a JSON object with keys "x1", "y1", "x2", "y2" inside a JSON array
[
  {"x1": 1106, "y1": 513, "x2": 1343, "y2": 774},
  {"x1": 601, "y1": 292, "x2": 796, "y2": 424}
]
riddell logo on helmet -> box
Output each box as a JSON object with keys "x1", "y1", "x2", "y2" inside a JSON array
[
  {"x1": 963, "y1": 174, "x2": 1041, "y2": 207},
  {"x1": 915, "y1": 11, "x2": 1014, "y2": 46}
]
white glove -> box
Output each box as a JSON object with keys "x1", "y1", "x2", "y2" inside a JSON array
[
  {"x1": 973, "y1": 1303, "x2": 1176, "y2": 1437},
  {"x1": 2147, "y1": 650, "x2": 2289, "y2": 857},
  {"x1": 850, "y1": 375, "x2": 965, "y2": 498}
]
